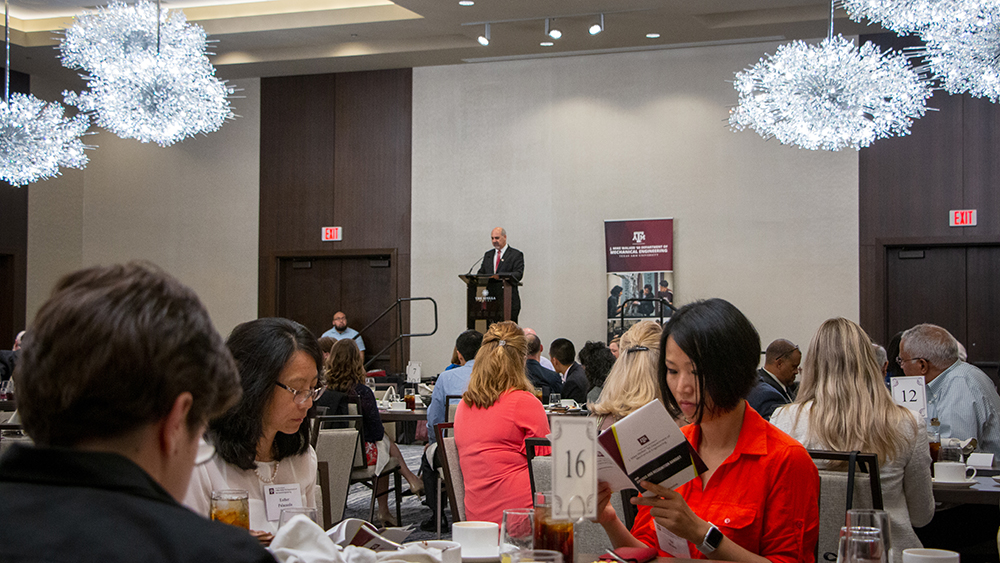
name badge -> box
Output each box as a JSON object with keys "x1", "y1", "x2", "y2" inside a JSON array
[
  {"x1": 654, "y1": 520, "x2": 691, "y2": 557},
  {"x1": 264, "y1": 483, "x2": 303, "y2": 522}
]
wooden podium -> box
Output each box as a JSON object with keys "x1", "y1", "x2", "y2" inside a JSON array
[{"x1": 459, "y1": 274, "x2": 520, "y2": 332}]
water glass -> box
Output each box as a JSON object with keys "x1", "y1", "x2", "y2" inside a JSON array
[
  {"x1": 847, "y1": 509, "x2": 892, "y2": 562},
  {"x1": 938, "y1": 445, "x2": 962, "y2": 463},
  {"x1": 510, "y1": 550, "x2": 563, "y2": 563},
  {"x1": 845, "y1": 527, "x2": 886, "y2": 563},
  {"x1": 548, "y1": 393, "x2": 561, "y2": 407},
  {"x1": 500, "y1": 509, "x2": 534, "y2": 562},
  {"x1": 278, "y1": 507, "x2": 318, "y2": 529}
]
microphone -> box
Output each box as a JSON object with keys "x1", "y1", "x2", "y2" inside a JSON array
[{"x1": 466, "y1": 254, "x2": 484, "y2": 275}]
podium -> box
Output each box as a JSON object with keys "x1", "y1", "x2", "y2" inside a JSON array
[{"x1": 459, "y1": 274, "x2": 521, "y2": 332}]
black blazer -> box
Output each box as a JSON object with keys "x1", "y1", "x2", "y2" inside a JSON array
[
  {"x1": 560, "y1": 362, "x2": 589, "y2": 405},
  {"x1": 746, "y1": 368, "x2": 793, "y2": 421},
  {"x1": 477, "y1": 247, "x2": 524, "y2": 318}
]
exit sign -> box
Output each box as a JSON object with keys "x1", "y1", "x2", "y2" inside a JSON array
[
  {"x1": 949, "y1": 209, "x2": 977, "y2": 227},
  {"x1": 322, "y1": 226, "x2": 342, "y2": 241}
]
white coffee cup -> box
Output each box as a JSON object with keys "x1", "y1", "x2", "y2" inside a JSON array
[
  {"x1": 390, "y1": 401, "x2": 407, "y2": 411},
  {"x1": 934, "y1": 461, "x2": 976, "y2": 482},
  {"x1": 404, "y1": 540, "x2": 462, "y2": 563},
  {"x1": 902, "y1": 548, "x2": 960, "y2": 562},
  {"x1": 452, "y1": 521, "x2": 499, "y2": 558},
  {"x1": 560, "y1": 399, "x2": 578, "y2": 408}
]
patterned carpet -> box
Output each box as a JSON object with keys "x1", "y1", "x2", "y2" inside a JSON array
[{"x1": 343, "y1": 443, "x2": 449, "y2": 541}]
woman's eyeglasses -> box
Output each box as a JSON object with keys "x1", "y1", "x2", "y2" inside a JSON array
[{"x1": 274, "y1": 381, "x2": 325, "y2": 404}]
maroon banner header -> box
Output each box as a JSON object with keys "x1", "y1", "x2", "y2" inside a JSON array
[{"x1": 605, "y1": 218, "x2": 673, "y2": 273}]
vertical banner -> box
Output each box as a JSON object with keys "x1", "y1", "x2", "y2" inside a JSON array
[{"x1": 604, "y1": 218, "x2": 674, "y2": 342}]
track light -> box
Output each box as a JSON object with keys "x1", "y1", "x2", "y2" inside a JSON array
[
  {"x1": 478, "y1": 22, "x2": 490, "y2": 46},
  {"x1": 589, "y1": 14, "x2": 604, "y2": 35},
  {"x1": 545, "y1": 18, "x2": 561, "y2": 40}
]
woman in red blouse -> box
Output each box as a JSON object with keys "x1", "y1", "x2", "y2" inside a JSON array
[
  {"x1": 596, "y1": 299, "x2": 820, "y2": 562},
  {"x1": 454, "y1": 321, "x2": 550, "y2": 524}
]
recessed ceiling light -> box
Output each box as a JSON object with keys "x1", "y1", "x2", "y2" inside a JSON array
[
  {"x1": 459, "y1": 0, "x2": 474, "y2": 5},
  {"x1": 646, "y1": 33, "x2": 660, "y2": 39},
  {"x1": 540, "y1": 41, "x2": 554, "y2": 47}
]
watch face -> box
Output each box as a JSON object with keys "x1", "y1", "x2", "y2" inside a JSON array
[{"x1": 706, "y1": 526, "x2": 724, "y2": 549}]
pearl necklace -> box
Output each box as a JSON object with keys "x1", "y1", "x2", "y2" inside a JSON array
[{"x1": 254, "y1": 459, "x2": 281, "y2": 483}]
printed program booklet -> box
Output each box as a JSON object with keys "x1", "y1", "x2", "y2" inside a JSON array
[{"x1": 597, "y1": 399, "x2": 707, "y2": 493}]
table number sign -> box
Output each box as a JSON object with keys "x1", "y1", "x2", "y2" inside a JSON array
[
  {"x1": 890, "y1": 376, "x2": 927, "y2": 420},
  {"x1": 550, "y1": 416, "x2": 597, "y2": 521}
]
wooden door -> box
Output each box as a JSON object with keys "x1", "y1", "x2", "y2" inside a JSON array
[
  {"x1": 885, "y1": 246, "x2": 967, "y2": 344},
  {"x1": 0, "y1": 255, "x2": 13, "y2": 346},
  {"x1": 277, "y1": 255, "x2": 397, "y2": 372},
  {"x1": 967, "y1": 247, "x2": 1000, "y2": 382}
]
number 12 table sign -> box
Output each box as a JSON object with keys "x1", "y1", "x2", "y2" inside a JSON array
[
  {"x1": 550, "y1": 416, "x2": 597, "y2": 521},
  {"x1": 890, "y1": 376, "x2": 927, "y2": 420}
]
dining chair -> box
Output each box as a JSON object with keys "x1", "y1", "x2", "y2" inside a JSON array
[
  {"x1": 435, "y1": 422, "x2": 466, "y2": 523},
  {"x1": 445, "y1": 394, "x2": 462, "y2": 423},
  {"x1": 808, "y1": 450, "x2": 883, "y2": 562},
  {"x1": 311, "y1": 420, "x2": 362, "y2": 526}
]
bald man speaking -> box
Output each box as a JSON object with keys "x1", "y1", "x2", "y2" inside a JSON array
[{"x1": 476, "y1": 227, "x2": 525, "y2": 323}]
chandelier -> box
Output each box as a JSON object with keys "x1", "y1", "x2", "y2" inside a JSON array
[
  {"x1": 0, "y1": 0, "x2": 89, "y2": 186},
  {"x1": 842, "y1": 0, "x2": 1000, "y2": 34},
  {"x1": 60, "y1": 0, "x2": 234, "y2": 147},
  {"x1": 729, "y1": 1, "x2": 933, "y2": 151}
]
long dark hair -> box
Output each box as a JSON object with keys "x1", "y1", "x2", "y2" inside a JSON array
[
  {"x1": 659, "y1": 298, "x2": 760, "y2": 424},
  {"x1": 210, "y1": 317, "x2": 322, "y2": 470}
]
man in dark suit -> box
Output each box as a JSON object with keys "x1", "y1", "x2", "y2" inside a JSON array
[
  {"x1": 477, "y1": 227, "x2": 524, "y2": 323},
  {"x1": 549, "y1": 338, "x2": 588, "y2": 405},
  {"x1": 525, "y1": 334, "x2": 562, "y2": 404},
  {"x1": 747, "y1": 339, "x2": 801, "y2": 420}
]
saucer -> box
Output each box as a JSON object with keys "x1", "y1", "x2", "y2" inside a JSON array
[
  {"x1": 463, "y1": 554, "x2": 500, "y2": 563},
  {"x1": 991, "y1": 475, "x2": 1000, "y2": 485},
  {"x1": 932, "y1": 478, "x2": 975, "y2": 488}
]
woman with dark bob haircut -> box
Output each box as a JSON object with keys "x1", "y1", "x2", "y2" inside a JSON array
[
  {"x1": 596, "y1": 299, "x2": 820, "y2": 563},
  {"x1": 185, "y1": 318, "x2": 322, "y2": 542}
]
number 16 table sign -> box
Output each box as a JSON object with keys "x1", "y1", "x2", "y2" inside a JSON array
[
  {"x1": 890, "y1": 376, "x2": 927, "y2": 420},
  {"x1": 550, "y1": 417, "x2": 597, "y2": 521}
]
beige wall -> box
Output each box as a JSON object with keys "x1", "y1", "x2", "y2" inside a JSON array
[
  {"x1": 26, "y1": 77, "x2": 261, "y2": 337},
  {"x1": 411, "y1": 41, "x2": 860, "y2": 374}
]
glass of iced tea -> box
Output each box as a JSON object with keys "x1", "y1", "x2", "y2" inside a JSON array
[
  {"x1": 533, "y1": 491, "x2": 573, "y2": 563},
  {"x1": 404, "y1": 386, "x2": 417, "y2": 410},
  {"x1": 211, "y1": 489, "x2": 250, "y2": 530}
]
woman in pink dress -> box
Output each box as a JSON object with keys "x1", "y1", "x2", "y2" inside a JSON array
[{"x1": 454, "y1": 321, "x2": 550, "y2": 524}]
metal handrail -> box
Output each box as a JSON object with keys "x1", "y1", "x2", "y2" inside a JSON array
[
  {"x1": 359, "y1": 297, "x2": 438, "y2": 370},
  {"x1": 611, "y1": 297, "x2": 675, "y2": 336}
]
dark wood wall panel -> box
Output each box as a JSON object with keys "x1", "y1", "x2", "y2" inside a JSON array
[
  {"x1": 860, "y1": 33, "x2": 1000, "y2": 354},
  {"x1": 0, "y1": 70, "x2": 31, "y2": 345},
  {"x1": 259, "y1": 69, "x2": 412, "y2": 371}
]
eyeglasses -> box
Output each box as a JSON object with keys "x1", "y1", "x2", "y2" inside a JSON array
[
  {"x1": 896, "y1": 356, "x2": 925, "y2": 366},
  {"x1": 275, "y1": 381, "x2": 325, "y2": 404}
]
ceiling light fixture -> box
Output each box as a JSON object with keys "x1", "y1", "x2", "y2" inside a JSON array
[
  {"x1": 646, "y1": 33, "x2": 660, "y2": 39},
  {"x1": 590, "y1": 14, "x2": 605, "y2": 35},
  {"x1": 916, "y1": 9, "x2": 1000, "y2": 102},
  {"x1": 458, "y1": 0, "x2": 474, "y2": 5},
  {"x1": 0, "y1": 0, "x2": 90, "y2": 186},
  {"x1": 545, "y1": 18, "x2": 562, "y2": 40},
  {"x1": 540, "y1": 41, "x2": 554, "y2": 47},
  {"x1": 478, "y1": 22, "x2": 490, "y2": 46}
]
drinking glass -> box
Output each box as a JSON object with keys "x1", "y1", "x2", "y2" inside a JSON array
[
  {"x1": 844, "y1": 527, "x2": 886, "y2": 563},
  {"x1": 404, "y1": 386, "x2": 417, "y2": 410},
  {"x1": 278, "y1": 507, "x2": 318, "y2": 529},
  {"x1": 548, "y1": 393, "x2": 561, "y2": 408},
  {"x1": 510, "y1": 550, "x2": 563, "y2": 563},
  {"x1": 365, "y1": 377, "x2": 376, "y2": 390},
  {"x1": 846, "y1": 509, "x2": 891, "y2": 563},
  {"x1": 0, "y1": 379, "x2": 13, "y2": 400},
  {"x1": 533, "y1": 491, "x2": 573, "y2": 563},
  {"x1": 500, "y1": 509, "x2": 534, "y2": 563},
  {"x1": 210, "y1": 489, "x2": 250, "y2": 530},
  {"x1": 938, "y1": 445, "x2": 962, "y2": 463}
]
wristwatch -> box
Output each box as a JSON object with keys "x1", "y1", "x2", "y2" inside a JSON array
[{"x1": 698, "y1": 523, "x2": 724, "y2": 554}]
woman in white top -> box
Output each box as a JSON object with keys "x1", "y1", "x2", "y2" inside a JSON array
[
  {"x1": 185, "y1": 317, "x2": 321, "y2": 542},
  {"x1": 771, "y1": 318, "x2": 934, "y2": 563}
]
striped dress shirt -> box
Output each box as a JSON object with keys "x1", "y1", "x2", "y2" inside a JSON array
[{"x1": 927, "y1": 360, "x2": 1000, "y2": 456}]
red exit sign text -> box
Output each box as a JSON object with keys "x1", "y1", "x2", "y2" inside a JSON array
[
  {"x1": 949, "y1": 210, "x2": 977, "y2": 227},
  {"x1": 322, "y1": 227, "x2": 342, "y2": 241}
]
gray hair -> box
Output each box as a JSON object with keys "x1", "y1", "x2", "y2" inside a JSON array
[
  {"x1": 901, "y1": 324, "x2": 959, "y2": 369},
  {"x1": 872, "y1": 343, "x2": 887, "y2": 368}
]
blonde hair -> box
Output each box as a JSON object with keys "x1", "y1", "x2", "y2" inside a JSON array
[
  {"x1": 793, "y1": 317, "x2": 919, "y2": 462},
  {"x1": 590, "y1": 321, "x2": 663, "y2": 418},
  {"x1": 323, "y1": 339, "x2": 366, "y2": 392},
  {"x1": 463, "y1": 321, "x2": 534, "y2": 408}
]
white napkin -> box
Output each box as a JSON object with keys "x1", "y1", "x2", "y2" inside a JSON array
[
  {"x1": 375, "y1": 544, "x2": 442, "y2": 563},
  {"x1": 269, "y1": 515, "x2": 344, "y2": 563}
]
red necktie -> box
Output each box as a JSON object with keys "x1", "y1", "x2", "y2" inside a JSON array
[{"x1": 495, "y1": 250, "x2": 501, "y2": 273}]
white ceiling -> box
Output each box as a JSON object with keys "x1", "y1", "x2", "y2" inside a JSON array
[{"x1": 5, "y1": 0, "x2": 886, "y2": 83}]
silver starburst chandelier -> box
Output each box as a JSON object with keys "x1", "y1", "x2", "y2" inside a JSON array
[
  {"x1": 0, "y1": 0, "x2": 89, "y2": 186},
  {"x1": 918, "y1": 9, "x2": 1000, "y2": 101},
  {"x1": 60, "y1": 0, "x2": 234, "y2": 147},
  {"x1": 729, "y1": 2, "x2": 933, "y2": 151},
  {"x1": 842, "y1": 0, "x2": 1000, "y2": 34}
]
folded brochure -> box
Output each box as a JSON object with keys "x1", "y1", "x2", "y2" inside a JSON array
[{"x1": 597, "y1": 399, "x2": 707, "y2": 493}]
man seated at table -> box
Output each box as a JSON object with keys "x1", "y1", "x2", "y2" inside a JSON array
[
  {"x1": 900, "y1": 323, "x2": 1000, "y2": 455},
  {"x1": 549, "y1": 338, "x2": 589, "y2": 405},
  {"x1": 0, "y1": 262, "x2": 274, "y2": 563},
  {"x1": 746, "y1": 338, "x2": 800, "y2": 421},
  {"x1": 525, "y1": 333, "x2": 562, "y2": 404},
  {"x1": 421, "y1": 329, "x2": 483, "y2": 531}
]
